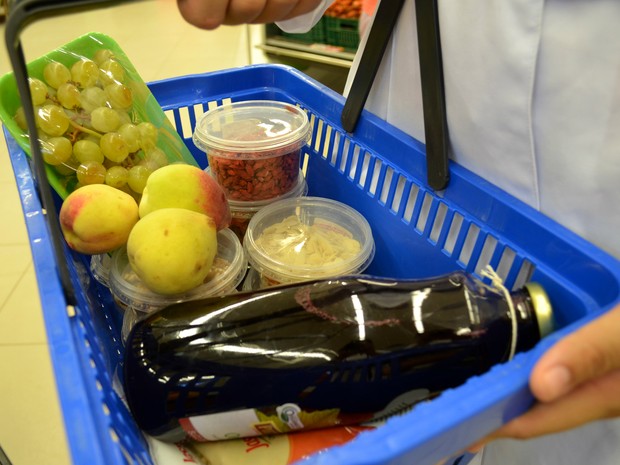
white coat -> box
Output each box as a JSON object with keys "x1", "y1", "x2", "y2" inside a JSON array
[
  {"x1": 280, "y1": 1, "x2": 620, "y2": 464},
  {"x1": 282, "y1": 0, "x2": 620, "y2": 259}
]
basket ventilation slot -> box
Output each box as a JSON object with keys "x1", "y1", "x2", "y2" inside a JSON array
[
  {"x1": 368, "y1": 158, "x2": 384, "y2": 197},
  {"x1": 358, "y1": 151, "x2": 373, "y2": 189},
  {"x1": 429, "y1": 202, "x2": 449, "y2": 243},
  {"x1": 391, "y1": 174, "x2": 408, "y2": 214},
  {"x1": 415, "y1": 192, "x2": 434, "y2": 233}
]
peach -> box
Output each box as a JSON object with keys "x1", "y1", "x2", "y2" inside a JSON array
[
  {"x1": 138, "y1": 164, "x2": 231, "y2": 230},
  {"x1": 127, "y1": 208, "x2": 218, "y2": 295},
  {"x1": 59, "y1": 184, "x2": 139, "y2": 254}
]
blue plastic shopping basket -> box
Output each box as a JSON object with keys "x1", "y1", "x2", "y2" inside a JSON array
[
  {"x1": 3, "y1": 2, "x2": 620, "y2": 462},
  {"x1": 5, "y1": 60, "x2": 620, "y2": 465}
]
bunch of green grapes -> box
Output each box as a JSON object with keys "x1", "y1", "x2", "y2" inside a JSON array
[{"x1": 14, "y1": 49, "x2": 169, "y2": 197}]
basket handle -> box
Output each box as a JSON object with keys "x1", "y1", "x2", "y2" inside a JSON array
[
  {"x1": 4, "y1": 0, "x2": 145, "y2": 306},
  {"x1": 341, "y1": 0, "x2": 405, "y2": 133},
  {"x1": 415, "y1": 0, "x2": 449, "y2": 190},
  {"x1": 341, "y1": 0, "x2": 450, "y2": 191}
]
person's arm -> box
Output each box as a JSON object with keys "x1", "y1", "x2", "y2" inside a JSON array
[
  {"x1": 470, "y1": 302, "x2": 620, "y2": 448},
  {"x1": 176, "y1": 0, "x2": 328, "y2": 30}
]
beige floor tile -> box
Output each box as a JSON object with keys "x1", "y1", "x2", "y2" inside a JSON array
[
  {"x1": 0, "y1": 245, "x2": 31, "y2": 278},
  {"x1": 0, "y1": 135, "x2": 18, "y2": 186},
  {"x1": 0, "y1": 132, "x2": 29, "y2": 245},
  {"x1": 0, "y1": 274, "x2": 19, "y2": 311},
  {"x1": 0, "y1": 244, "x2": 32, "y2": 319},
  {"x1": 0, "y1": 182, "x2": 29, "y2": 245},
  {"x1": 0, "y1": 263, "x2": 46, "y2": 345},
  {"x1": 0, "y1": 344, "x2": 71, "y2": 465}
]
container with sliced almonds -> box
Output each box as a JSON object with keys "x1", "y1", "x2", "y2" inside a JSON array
[{"x1": 243, "y1": 196, "x2": 375, "y2": 287}]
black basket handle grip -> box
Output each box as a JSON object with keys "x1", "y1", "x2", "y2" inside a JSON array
[
  {"x1": 341, "y1": 0, "x2": 449, "y2": 191},
  {"x1": 341, "y1": 0, "x2": 405, "y2": 133},
  {"x1": 415, "y1": 0, "x2": 449, "y2": 190}
]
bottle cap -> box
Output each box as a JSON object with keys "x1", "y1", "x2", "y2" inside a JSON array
[{"x1": 524, "y1": 282, "x2": 554, "y2": 338}]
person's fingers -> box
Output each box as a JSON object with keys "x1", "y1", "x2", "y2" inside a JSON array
[
  {"x1": 247, "y1": 0, "x2": 323, "y2": 24},
  {"x1": 472, "y1": 368, "x2": 620, "y2": 446},
  {"x1": 223, "y1": 0, "x2": 325, "y2": 25},
  {"x1": 177, "y1": 0, "x2": 229, "y2": 30},
  {"x1": 224, "y1": 0, "x2": 295, "y2": 25},
  {"x1": 177, "y1": 0, "x2": 324, "y2": 30},
  {"x1": 529, "y1": 305, "x2": 620, "y2": 402}
]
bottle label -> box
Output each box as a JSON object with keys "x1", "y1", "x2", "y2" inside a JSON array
[{"x1": 180, "y1": 403, "x2": 342, "y2": 442}]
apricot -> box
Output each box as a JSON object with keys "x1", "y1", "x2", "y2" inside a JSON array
[
  {"x1": 59, "y1": 184, "x2": 139, "y2": 255},
  {"x1": 138, "y1": 164, "x2": 231, "y2": 230},
  {"x1": 127, "y1": 208, "x2": 218, "y2": 295}
]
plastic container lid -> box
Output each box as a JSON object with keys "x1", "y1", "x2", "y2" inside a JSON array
[
  {"x1": 193, "y1": 100, "x2": 311, "y2": 158},
  {"x1": 109, "y1": 228, "x2": 247, "y2": 313},
  {"x1": 244, "y1": 196, "x2": 375, "y2": 286}
]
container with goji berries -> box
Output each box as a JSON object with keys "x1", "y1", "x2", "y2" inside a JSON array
[{"x1": 193, "y1": 100, "x2": 311, "y2": 202}]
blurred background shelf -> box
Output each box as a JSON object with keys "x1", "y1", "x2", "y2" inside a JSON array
[
  {"x1": 250, "y1": 15, "x2": 360, "y2": 94},
  {"x1": 260, "y1": 36, "x2": 355, "y2": 68}
]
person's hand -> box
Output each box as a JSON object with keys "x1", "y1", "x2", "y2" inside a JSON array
[
  {"x1": 470, "y1": 302, "x2": 620, "y2": 450},
  {"x1": 177, "y1": 0, "x2": 326, "y2": 30}
]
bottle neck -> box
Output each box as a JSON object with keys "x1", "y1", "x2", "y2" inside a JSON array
[
  {"x1": 510, "y1": 289, "x2": 543, "y2": 355},
  {"x1": 469, "y1": 286, "x2": 543, "y2": 366}
]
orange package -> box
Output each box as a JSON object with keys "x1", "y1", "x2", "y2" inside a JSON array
[{"x1": 188, "y1": 425, "x2": 375, "y2": 465}]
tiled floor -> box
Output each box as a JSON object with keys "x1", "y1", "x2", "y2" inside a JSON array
[{"x1": 0, "y1": 2, "x2": 255, "y2": 464}]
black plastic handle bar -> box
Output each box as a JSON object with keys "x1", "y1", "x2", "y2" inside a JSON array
[
  {"x1": 341, "y1": 0, "x2": 406, "y2": 134},
  {"x1": 415, "y1": 0, "x2": 449, "y2": 190},
  {"x1": 341, "y1": 0, "x2": 449, "y2": 191}
]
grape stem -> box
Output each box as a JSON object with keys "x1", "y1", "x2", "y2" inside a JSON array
[{"x1": 68, "y1": 120, "x2": 102, "y2": 138}]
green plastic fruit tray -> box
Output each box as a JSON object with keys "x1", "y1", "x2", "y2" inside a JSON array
[{"x1": 0, "y1": 32, "x2": 197, "y2": 200}]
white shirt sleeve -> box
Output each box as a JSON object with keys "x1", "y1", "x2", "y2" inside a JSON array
[{"x1": 275, "y1": 0, "x2": 334, "y2": 33}]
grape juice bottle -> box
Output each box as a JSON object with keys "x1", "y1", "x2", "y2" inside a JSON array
[{"x1": 122, "y1": 271, "x2": 553, "y2": 442}]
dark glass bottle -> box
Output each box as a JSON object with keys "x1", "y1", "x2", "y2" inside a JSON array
[{"x1": 122, "y1": 271, "x2": 553, "y2": 443}]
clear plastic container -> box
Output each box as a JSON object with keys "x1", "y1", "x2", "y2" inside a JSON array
[
  {"x1": 90, "y1": 253, "x2": 112, "y2": 288},
  {"x1": 244, "y1": 197, "x2": 375, "y2": 287},
  {"x1": 241, "y1": 266, "x2": 261, "y2": 291},
  {"x1": 109, "y1": 228, "x2": 248, "y2": 340},
  {"x1": 193, "y1": 100, "x2": 311, "y2": 202}
]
